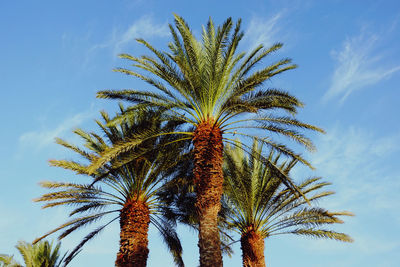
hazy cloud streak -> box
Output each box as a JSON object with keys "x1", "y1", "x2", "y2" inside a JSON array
[
  {"x1": 291, "y1": 126, "x2": 400, "y2": 257},
  {"x1": 324, "y1": 30, "x2": 400, "y2": 103},
  {"x1": 89, "y1": 15, "x2": 169, "y2": 57},
  {"x1": 18, "y1": 109, "x2": 95, "y2": 152},
  {"x1": 244, "y1": 12, "x2": 286, "y2": 51},
  {"x1": 310, "y1": 125, "x2": 400, "y2": 212}
]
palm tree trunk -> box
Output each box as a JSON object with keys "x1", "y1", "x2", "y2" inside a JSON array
[
  {"x1": 193, "y1": 119, "x2": 224, "y2": 267},
  {"x1": 116, "y1": 198, "x2": 150, "y2": 267},
  {"x1": 240, "y1": 229, "x2": 265, "y2": 267}
]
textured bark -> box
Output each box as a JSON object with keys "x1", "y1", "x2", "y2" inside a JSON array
[
  {"x1": 116, "y1": 199, "x2": 150, "y2": 267},
  {"x1": 193, "y1": 119, "x2": 224, "y2": 267},
  {"x1": 240, "y1": 229, "x2": 265, "y2": 267}
]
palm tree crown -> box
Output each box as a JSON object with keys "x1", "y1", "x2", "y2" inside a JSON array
[
  {"x1": 34, "y1": 108, "x2": 185, "y2": 267},
  {"x1": 94, "y1": 15, "x2": 322, "y2": 171},
  {"x1": 223, "y1": 140, "x2": 353, "y2": 267}
]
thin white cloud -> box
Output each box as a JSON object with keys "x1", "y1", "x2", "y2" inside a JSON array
[
  {"x1": 18, "y1": 109, "x2": 95, "y2": 153},
  {"x1": 310, "y1": 125, "x2": 400, "y2": 223},
  {"x1": 312, "y1": 126, "x2": 400, "y2": 175},
  {"x1": 324, "y1": 30, "x2": 400, "y2": 103},
  {"x1": 289, "y1": 126, "x2": 400, "y2": 259},
  {"x1": 244, "y1": 12, "x2": 286, "y2": 51},
  {"x1": 115, "y1": 16, "x2": 169, "y2": 53},
  {"x1": 89, "y1": 15, "x2": 169, "y2": 57}
]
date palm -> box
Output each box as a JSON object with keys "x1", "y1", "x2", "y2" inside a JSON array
[
  {"x1": 223, "y1": 140, "x2": 353, "y2": 267},
  {"x1": 34, "y1": 108, "x2": 185, "y2": 267},
  {"x1": 0, "y1": 240, "x2": 68, "y2": 267},
  {"x1": 90, "y1": 15, "x2": 324, "y2": 266}
]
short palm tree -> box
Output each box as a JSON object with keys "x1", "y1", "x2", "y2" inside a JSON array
[
  {"x1": 90, "y1": 15, "x2": 324, "y2": 266},
  {"x1": 34, "y1": 108, "x2": 185, "y2": 267},
  {"x1": 0, "y1": 240, "x2": 68, "y2": 267},
  {"x1": 0, "y1": 254, "x2": 21, "y2": 267},
  {"x1": 223, "y1": 140, "x2": 353, "y2": 267}
]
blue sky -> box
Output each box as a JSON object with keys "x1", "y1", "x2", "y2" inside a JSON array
[{"x1": 1, "y1": 0, "x2": 400, "y2": 266}]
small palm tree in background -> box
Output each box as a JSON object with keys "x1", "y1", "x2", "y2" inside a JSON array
[
  {"x1": 0, "y1": 254, "x2": 21, "y2": 267},
  {"x1": 0, "y1": 240, "x2": 68, "y2": 267},
  {"x1": 91, "y1": 14, "x2": 324, "y2": 266},
  {"x1": 223, "y1": 140, "x2": 353, "y2": 267},
  {"x1": 34, "y1": 108, "x2": 186, "y2": 267}
]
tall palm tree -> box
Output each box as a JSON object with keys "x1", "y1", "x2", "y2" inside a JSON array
[
  {"x1": 0, "y1": 240, "x2": 68, "y2": 267},
  {"x1": 34, "y1": 108, "x2": 185, "y2": 267},
  {"x1": 223, "y1": 140, "x2": 353, "y2": 267},
  {"x1": 90, "y1": 15, "x2": 324, "y2": 266}
]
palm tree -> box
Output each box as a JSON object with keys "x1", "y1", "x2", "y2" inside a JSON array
[
  {"x1": 90, "y1": 15, "x2": 324, "y2": 266},
  {"x1": 0, "y1": 254, "x2": 20, "y2": 267},
  {"x1": 34, "y1": 108, "x2": 185, "y2": 267},
  {"x1": 223, "y1": 140, "x2": 353, "y2": 267},
  {"x1": 0, "y1": 240, "x2": 68, "y2": 267}
]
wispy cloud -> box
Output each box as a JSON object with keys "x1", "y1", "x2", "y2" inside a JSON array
[
  {"x1": 308, "y1": 125, "x2": 400, "y2": 219},
  {"x1": 18, "y1": 108, "x2": 96, "y2": 153},
  {"x1": 324, "y1": 29, "x2": 400, "y2": 103},
  {"x1": 114, "y1": 16, "x2": 169, "y2": 53},
  {"x1": 244, "y1": 12, "x2": 287, "y2": 50},
  {"x1": 89, "y1": 15, "x2": 169, "y2": 57},
  {"x1": 288, "y1": 125, "x2": 400, "y2": 262}
]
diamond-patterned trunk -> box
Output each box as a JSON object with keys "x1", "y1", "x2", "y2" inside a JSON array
[
  {"x1": 193, "y1": 119, "x2": 224, "y2": 267},
  {"x1": 240, "y1": 229, "x2": 265, "y2": 267},
  {"x1": 116, "y1": 199, "x2": 150, "y2": 267}
]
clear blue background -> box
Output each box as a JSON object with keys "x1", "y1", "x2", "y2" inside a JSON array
[{"x1": 1, "y1": 0, "x2": 399, "y2": 266}]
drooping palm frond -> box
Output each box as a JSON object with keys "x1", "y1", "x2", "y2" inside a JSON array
[
  {"x1": 34, "y1": 107, "x2": 187, "y2": 266},
  {"x1": 223, "y1": 139, "x2": 353, "y2": 242}
]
